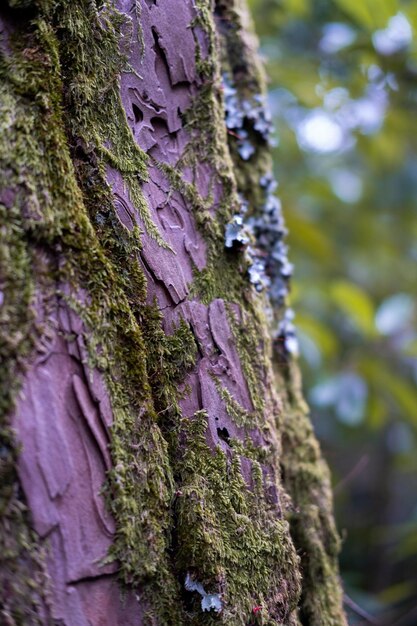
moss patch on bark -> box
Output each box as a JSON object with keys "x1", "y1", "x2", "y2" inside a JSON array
[{"x1": 173, "y1": 410, "x2": 301, "y2": 626}]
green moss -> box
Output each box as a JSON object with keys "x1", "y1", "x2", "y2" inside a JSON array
[
  {"x1": 192, "y1": 0, "x2": 217, "y2": 79},
  {"x1": 215, "y1": 0, "x2": 266, "y2": 92},
  {"x1": 0, "y1": 17, "x2": 61, "y2": 623},
  {"x1": 212, "y1": 375, "x2": 257, "y2": 428},
  {"x1": 152, "y1": 158, "x2": 221, "y2": 239},
  {"x1": 0, "y1": 197, "x2": 45, "y2": 619},
  {"x1": 174, "y1": 411, "x2": 301, "y2": 625},
  {"x1": 180, "y1": 81, "x2": 232, "y2": 178},
  {"x1": 275, "y1": 360, "x2": 347, "y2": 626},
  {"x1": 0, "y1": 500, "x2": 48, "y2": 626},
  {"x1": 58, "y1": 0, "x2": 168, "y2": 248},
  {"x1": 225, "y1": 303, "x2": 267, "y2": 414},
  {"x1": 215, "y1": 0, "x2": 275, "y2": 211},
  {"x1": 140, "y1": 306, "x2": 198, "y2": 416},
  {"x1": 191, "y1": 251, "x2": 249, "y2": 307}
]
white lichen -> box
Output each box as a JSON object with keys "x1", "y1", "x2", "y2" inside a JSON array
[{"x1": 184, "y1": 573, "x2": 222, "y2": 613}]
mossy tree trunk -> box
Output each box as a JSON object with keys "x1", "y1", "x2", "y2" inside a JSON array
[{"x1": 0, "y1": 1, "x2": 347, "y2": 625}]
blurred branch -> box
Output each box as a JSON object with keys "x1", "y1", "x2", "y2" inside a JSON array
[
  {"x1": 334, "y1": 454, "x2": 369, "y2": 496},
  {"x1": 344, "y1": 593, "x2": 381, "y2": 625}
]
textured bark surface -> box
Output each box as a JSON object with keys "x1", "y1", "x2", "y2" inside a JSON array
[{"x1": 0, "y1": 1, "x2": 347, "y2": 625}]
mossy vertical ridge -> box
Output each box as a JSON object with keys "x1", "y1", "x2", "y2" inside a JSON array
[{"x1": 213, "y1": 1, "x2": 348, "y2": 623}]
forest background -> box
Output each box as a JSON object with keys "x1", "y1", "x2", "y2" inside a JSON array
[{"x1": 248, "y1": 0, "x2": 417, "y2": 624}]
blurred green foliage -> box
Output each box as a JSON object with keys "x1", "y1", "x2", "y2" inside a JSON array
[{"x1": 248, "y1": 0, "x2": 417, "y2": 623}]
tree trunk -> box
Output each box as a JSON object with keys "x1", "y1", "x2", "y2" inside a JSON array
[{"x1": 0, "y1": 1, "x2": 347, "y2": 624}]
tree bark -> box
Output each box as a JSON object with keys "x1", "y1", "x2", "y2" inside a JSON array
[{"x1": 0, "y1": 1, "x2": 347, "y2": 624}]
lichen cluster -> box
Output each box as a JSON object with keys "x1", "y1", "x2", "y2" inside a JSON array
[
  {"x1": 0, "y1": 0, "x2": 346, "y2": 624},
  {"x1": 216, "y1": 10, "x2": 298, "y2": 355}
]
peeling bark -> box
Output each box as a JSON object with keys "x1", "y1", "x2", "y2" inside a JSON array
[{"x1": 0, "y1": 1, "x2": 347, "y2": 624}]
